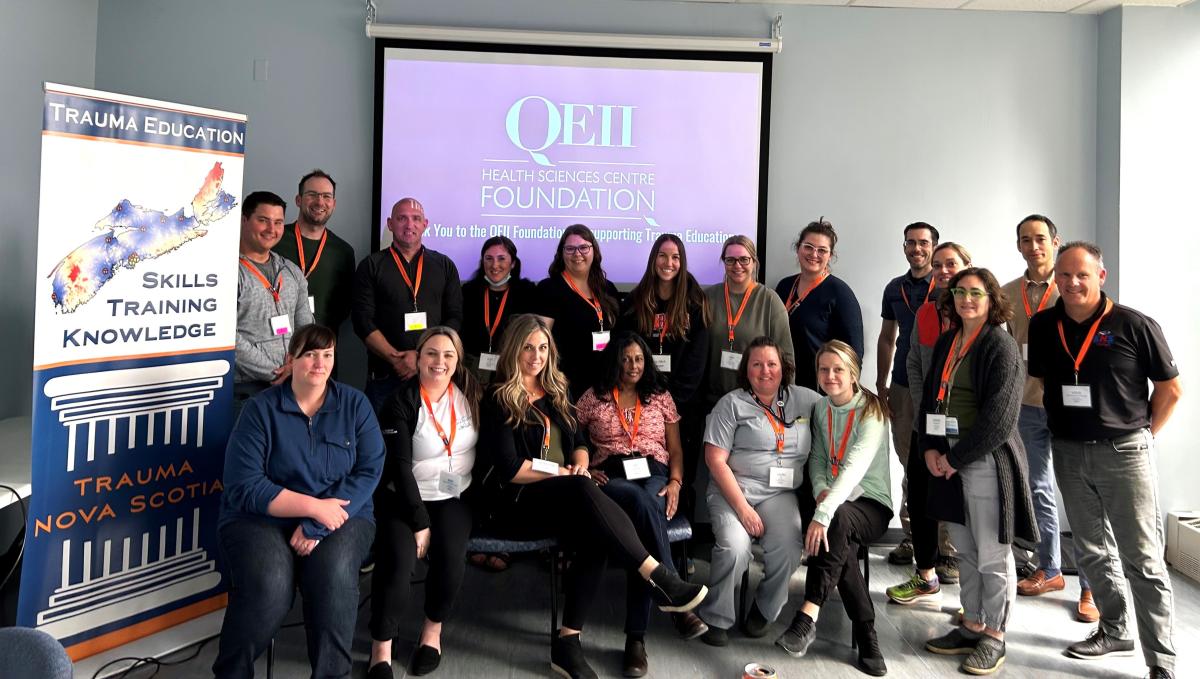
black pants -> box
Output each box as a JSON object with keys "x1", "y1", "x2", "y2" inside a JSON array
[
  {"x1": 369, "y1": 496, "x2": 473, "y2": 641},
  {"x1": 804, "y1": 498, "x2": 892, "y2": 623},
  {"x1": 678, "y1": 401, "x2": 706, "y2": 523},
  {"x1": 495, "y1": 475, "x2": 651, "y2": 631},
  {"x1": 905, "y1": 429, "x2": 941, "y2": 570}
]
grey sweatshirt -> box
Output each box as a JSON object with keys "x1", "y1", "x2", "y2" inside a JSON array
[{"x1": 236, "y1": 252, "x2": 313, "y2": 383}]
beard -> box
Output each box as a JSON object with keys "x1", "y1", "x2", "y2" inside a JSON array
[{"x1": 301, "y1": 205, "x2": 331, "y2": 226}]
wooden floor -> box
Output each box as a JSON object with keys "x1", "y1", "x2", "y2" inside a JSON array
[{"x1": 149, "y1": 541, "x2": 1198, "y2": 678}]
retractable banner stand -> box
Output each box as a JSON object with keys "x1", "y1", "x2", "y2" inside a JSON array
[{"x1": 19, "y1": 83, "x2": 245, "y2": 661}]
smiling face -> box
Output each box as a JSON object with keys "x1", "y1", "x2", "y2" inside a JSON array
[
  {"x1": 618, "y1": 342, "x2": 645, "y2": 389},
  {"x1": 817, "y1": 350, "x2": 854, "y2": 403},
  {"x1": 292, "y1": 344, "x2": 335, "y2": 390},
  {"x1": 1055, "y1": 246, "x2": 1106, "y2": 311},
  {"x1": 483, "y1": 243, "x2": 514, "y2": 285},
  {"x1": 654, "y1": 240, "x2": 681, "y2": 284},
  {"x1": 722, "y1": 243, "x2": 754, "y2": 287},
  {"x1": 903, "y1": 227, "x2": 935, "y2": 273},
  {"x1": 952, "y1": 274, "x2": 991, "y2": 325},
  {"x1": 1017, "y1": 219, "x2": 1060, "y2": 271},
  {"x1": 746, "y1": 345, "x2": 783, "y2": 397},
  {"x1": 296, "y1": 176, "x2": 335, "y2": 227},
  {"x1": 519, "y1": 329, "x2": 551, "y2": 380},
  {"x1": 562, "y1": 234, "x2": 594, "y2": 278},
  {"x1": 931, "y1": 248, "x2": 967, "y2": 289},
  {"x1": 417, "y1": 333, "x2": 458, "y2": 386},
  {"x1": 240, "y1": 203, "x2": 285, "y2": 256},
  {"x1": 387, "y1": 199, "x2": 427, "y2": 250},
  {"x1": 797, "y1": 233, "x2": 833, "y2": 276}
]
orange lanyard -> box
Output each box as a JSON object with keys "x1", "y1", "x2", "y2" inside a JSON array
[
  {"x1": 295, "y1": 226, "x2": 327, "y2": 278},
  {"x1": 611, "y1": 388, "x2": 642, "y2": 447},
  {"x1": 483, "y1": 288, "x2": 510, "y2": 352},
  {"x1": 1021, "y1": 279, "x2": 1056, "y2": 319},
  {"x1": 654, "y1": 313, "x2": 670, "y2": 353},
  {"x1": 723, "y1": 281, "x2": 756, "y2": 349},
  {"x1": 239, "y1": 258, "x2": 282, "y2": 304},
  {"x1": 389, "y1": 248, "x2": 424, "y2": 308},
  {"x1": 900, "y1": 276, "x2": 936, "y2": 315},
  {"x1": 826, "y1": 404, "x2": 857, "y2": 478},
  {"x1": 785, "y1": 273, "x2": 828, "y2": 312},
  {"x1": 936, "y1": 323, "x2": 986, "y2": 405},
  {"x1": 1057, "y1": 298, "x2": 1114, "y2": 384},
  {"x1": 753, "y1": 393, "x2": 789, "y2": 454},
  {"x1": 562, "y1": 273, "x2": 604, "y2": 330},
  {"x1": 528, "y1": 393, "x2": 552, "y2": 458},
  {"x1": 420, "y1": 383, "x2": 457, "y2": 458}
]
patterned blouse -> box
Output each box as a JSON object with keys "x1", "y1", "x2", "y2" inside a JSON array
[{"x1": 576, "y1": 388, "x2": 679, "y2": 468}]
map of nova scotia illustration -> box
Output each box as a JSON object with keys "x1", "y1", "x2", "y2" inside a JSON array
[{"x1": 48, "y1": 162, "x2": 237, "y2": 313}]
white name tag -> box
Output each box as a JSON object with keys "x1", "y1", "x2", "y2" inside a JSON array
[
  {"x1": 308, "y1": 295, "x2": 316, "y2": 315},
  {"x1": 1022, "y1": 343, "x2": 1029, "y2": 361},
  {"x1": 1062, "y1": 384, "x2": 1092, "y2": 408},
  {"x1": 622, "y1": 457, "x2": 651, "y2": 480},
  {"x1": 269, "y1": 314, "x2": 292, "y2": 336},
  {"x1": 945, "y1": 416, "x2": 960, "y2": 436},
  {"x1": 478, "y1": 352, "x2": 500, "y2": 371},
  {"x1": 769, "y1": 466, "x2": 795, "y2": 489},
  {"x1": 591, "y1": 331, "x2": 610, "y2": 351},
  {"x1": 720, "y1": 350, "x2": 742, "y2": 371},
  {"x1": 653, "y1": 354, "x2": 671, "y2": 372},
  {"x1": 530, "y1": 458, "x2": 559, "y2": 475},
  {"x1": 438, "y1": 470, "x2": 463, "y2": 496},
  {"x1": 404, "y1": 311, "x2": 428, "y2": 332},
  {"x1": 926, "y1": 414, "x2": 947, "y2": 436}
]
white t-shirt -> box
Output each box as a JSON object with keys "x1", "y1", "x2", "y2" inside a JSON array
[{"x1": 412, "y1": 387, "x2": 478, "y2": 501}]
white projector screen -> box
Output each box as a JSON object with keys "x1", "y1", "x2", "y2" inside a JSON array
[{"x1": 373, "y1": 41, "x2": 772, "y2": 285}]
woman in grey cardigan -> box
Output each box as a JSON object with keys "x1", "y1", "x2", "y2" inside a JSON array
[{"x1": 917, "y1": 267, "x2": 1037, "y2": 675}]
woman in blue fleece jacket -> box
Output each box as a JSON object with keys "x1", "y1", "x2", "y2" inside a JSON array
[{"x1": 213, "y1": 324, "x2": 385, "y2": 679}]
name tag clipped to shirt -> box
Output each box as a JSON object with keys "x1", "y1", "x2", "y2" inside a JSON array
[
  {"x1": 269, "y1": 314, "x2": 292, "y2": 336},
  {"x1": 622, "y1": 457, "x2": 651, "y2": 480},
  {"x1": 308, "y1": 295, "x2": 316, "y2": 315},
  {"x1": 652, "y1": 354, "x2": 671, "y2": 372},
  {"x1": 478, "y1": 352, "x2": 500, "y2": 371},
  {"x1": 927, "y1": 413, "x2": 959, "y2": 436},
  {"x1": 1022, "y1": 343, "x2": 1029, "y2": 361},
  {"x1": 1062, "y1": 384, "x2": 1092, "y2": 408},
  {"x1": 768, "y1": 466, "x2": 795, "y2": 489},
  {"x1": 592, "y1": 331, "x2": 610, "y2": 351},
  {"x1": 404, "y1": 311, "x2": 428, "y2": 332},
  {"x1": 530, "y1": 458, "x2": 559, "y2": 475},
  {"x1": 720, "y1": 350, "x2": 742, "y2": 371},
  {"x1": 438, "y1": 470, "x2": 463, "y2": 496}
]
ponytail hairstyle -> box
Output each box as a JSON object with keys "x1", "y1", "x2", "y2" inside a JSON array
[{"x1": 815, "y1": 340, "x2": 885, "y2": 422}]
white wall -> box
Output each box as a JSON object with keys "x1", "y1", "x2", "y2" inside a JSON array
[{"x1": 0, "y1": 0, "x2": 98, "y2": 418}]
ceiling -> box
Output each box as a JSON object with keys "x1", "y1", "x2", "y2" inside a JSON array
[{"x1": 674, "y1": 0, "x2": 1193, "y2": 15}]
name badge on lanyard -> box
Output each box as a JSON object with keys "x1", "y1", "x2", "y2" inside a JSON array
[
  {"x1": 531, "y1": 458, "x2": 559, "y2": 475},
  {"x1": 653, "y1": 354, "x2": 671, "y2": 372},
  {"x1": 478, "y1": 353, "x2": 500, "y2": 371},
  {"x1": 269, "y1": 314, "x2": 292, "y2": 336},
  {"x1": 308, "y1": 296, "x2": 316, "y2": 315},
  {"x1": 1056, "y1": 299, "x2": 1113, "y2": 411},
  {"x1": 405, "y1": 311, "x2": 428, "y2": 332},
  {"x1": 720, "y1": 350, "x2": 742, "y2": 371},
  {"x1": 769, "y1": 466, "x2": 794, "y2": 488},
  {"x1": 592, "y1": 331, "x2": 610, "y2": 351},
  {"x1": 1062, "y1": 384, "x2": 1092, "y2": 408},
  {"x1": 623, "y1": 457, "x2": 651, "y2": 480},
  {"x1": 438, "y1": 470, "x2": 463, "y2": 496}
]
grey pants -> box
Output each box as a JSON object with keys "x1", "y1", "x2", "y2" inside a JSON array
[
  {"x1": 701, "y1": 490, "x2": 804, "y2": 630},
  {"x1": 1054, "y1": 431, "x2": 1175, "y2": 671},
  {"x1": 945, "y1": 454, "x2": 1016, "y2": 632}
]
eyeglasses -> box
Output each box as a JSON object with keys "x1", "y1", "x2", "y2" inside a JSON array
[
  {"x1": 799, "y1": 243, "x2": 831, "y2": 257},
  {"x1": 301, "y1": 191, "x2": 334, "y2": 201},
  {"x1": 950, "y1": 287, "x2": 988, "y2": 300},
  {"x1": 563, "y1": 244, "x2": 593, "y2": 256},
  {"x1": 904, "y1": 239, "x2": 932, "y2": 248},
  {"x1": 723, "y1": 256, "x2": 753, "y2": 267}
]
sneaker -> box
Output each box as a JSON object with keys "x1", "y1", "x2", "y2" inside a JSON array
[
  {"x1": 775, "y1": 611, "x2": 817, "y2": 658},
  {"x1": 741, "y1": 601, "x2": 771, "y2": 638},
  {"x1": 888, "y1": 537, "x2": 914, "y2": 565},
  {"x1": 671, "y1": 611, "x2": 708, "y2": 640},
  {"x1": 925, "y1": 627, "x2": 982, "y2": 655},
  {"x1": 699, "y1": 625, "x2": 729, "y2": 647},
  {"x1": 551, "y1": 634, "x2": 599, "y2": 679},
  {"x1": 1148, "y1": 667, "x2": 1175, "y2": 679},
  {"x1": 1076, "y1": 590, "x2": 1099, "y2": 623},
  {"x1": 647, "y1": 564, "x2": 707, "y2": 612},
  {"x1": 853, "y1": 621, "x2": 887, "y2": 676},
  {"x1": 1017, "y1": 569, "x2": 1066, "y2": 596},
  {"x1": 935, "y1": 556, "x2": 960, "y2": 585},
  {"x1": 621, "y1": 638, "x2": 647, "y2": 678},
  {"x1": 886, "y1": 573, "x2": 941, "y2": 604},
  {"x1": 1065, "y1": 628, "x2": 1136, "y2": 660},
  {"x1": 961, "y1": 636, "x2": 1005, "y2": 675}
]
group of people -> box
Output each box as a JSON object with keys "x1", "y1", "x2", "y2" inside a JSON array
[{"x1": 215, "y1": 169, "x2": 1181, "y2": 679}]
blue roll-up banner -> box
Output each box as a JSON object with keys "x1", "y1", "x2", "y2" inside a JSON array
[{"x1": 20, "y1": 83, "x2": 245, "y2": 660}]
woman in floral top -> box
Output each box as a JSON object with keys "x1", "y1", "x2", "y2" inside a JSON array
[{"x1": 576, "y1": 333, "x2": 706, "y2": 677}]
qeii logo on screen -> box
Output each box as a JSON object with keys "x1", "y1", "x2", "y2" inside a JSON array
[{"x1": 505, "y1": 96, "x2": 636, "y2": 166}]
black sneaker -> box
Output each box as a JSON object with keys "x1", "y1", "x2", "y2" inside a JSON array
[
  {"x1": 775, "y1": 611, "x2": 817, "y2": 658},
  {"x1": 961, "y1": 636, "x2": 1005, "y2": 675},
  {"x1": 1148, "y1": 667, "x2": 1175, "y2": 679},
  {"x1": 935, "y1": 556, "x2": 960, "y2": 585},
  {"x1": 925, "y1": 627, "x2": 982, "y2": 655},
  {"x1": 1065, "y1": 628, "x2": 1136, "y2": 660},
  {"x1": 741, "y1": 601, "x2": 771, "y2": 638},
  {"x1": 551, "y1": 634, "x2": 598, "y2": 679},
  {"x1": 888, "y1": 538, "x2": 914, "y2": 565},
  {"x1": 699, "y1": 625, "x2": 729, "y2": 647},
  {"x1": 853, "y1": 621, "x2": 887, "y2": 676},
  {"x1": 647, "y1": 564, "x2": 707, "y2": 612}
]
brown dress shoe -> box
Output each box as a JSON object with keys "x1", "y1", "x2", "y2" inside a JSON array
[
  {"x1": 1016, "y1": 569, "x2": 1066, "y2": 596},
  {"x1": 1076, "y1": 589, "x2": 1100, "y2": 622}
]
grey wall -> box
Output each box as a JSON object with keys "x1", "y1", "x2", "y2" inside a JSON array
[
  {"x1": 0, "y1": 0, "x2": 98, "y2": 419},
  {"x1": 1096, "y1": 7, "x2": 1122, "y2": 297}
]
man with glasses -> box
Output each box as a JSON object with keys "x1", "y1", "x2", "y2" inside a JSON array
[
  {"x1": 1028, "y1": 241, "x2": 1180, "y2": 679},
  {"x1": 875, "y1": 222, "x2": 938, "y2": 566},
  {"x1": 352, "y1": 197, "x2": 463, "y2": 410},
  {"x1": 273, "y1": 170, "x2": 356, "y2": 334}
]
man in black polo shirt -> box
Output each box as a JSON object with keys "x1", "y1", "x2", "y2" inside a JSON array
[
  {"x1": 352, "y1": 197, "x2": 463, "y2": 410},
  {"x1": 1028, "y1": 241, "x2": 1181, "y2": 679}
]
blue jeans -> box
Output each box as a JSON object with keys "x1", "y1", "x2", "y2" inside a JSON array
[
  {"x1": 1018, "y1": 405, "x2": 1089, "y2": 588},
  {"x1": 212, "y1": 515, "x2": 375, "y2": 679},
  {"x1": 598, "y1": 457, "x2": 673, "y2": 635}
]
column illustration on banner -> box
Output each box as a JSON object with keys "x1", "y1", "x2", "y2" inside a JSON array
[{"x1": 22, "y1": 83, "x2": 245, "y2": 660}]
